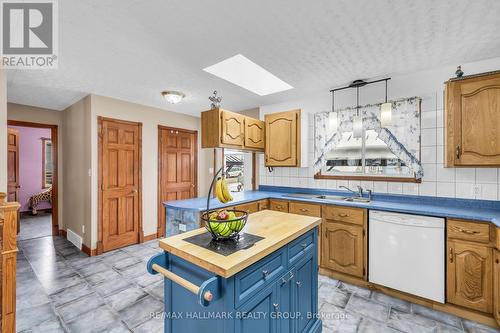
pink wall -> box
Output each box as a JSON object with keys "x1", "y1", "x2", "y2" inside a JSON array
[{"x1": 8, "y1": 126, "x2": 52, "y2": 212}]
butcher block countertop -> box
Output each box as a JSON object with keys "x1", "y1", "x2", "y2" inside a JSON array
[{"x1": 158, "y1": 210, "x2": 321, "y2": 278}]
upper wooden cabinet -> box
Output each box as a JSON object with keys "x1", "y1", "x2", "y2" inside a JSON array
[
  {"x1": 265, "y1": 109, "x2": 301, "y2": 167},
  {"x1": 445, "y1": 71, "x2": 500, "y2": 166},
  {"x1": 201, "y1": 108, "x2": 264, "y2": 151},
  {"x1": 244, "y1": 117, "x2": 265, "y2": 149}
]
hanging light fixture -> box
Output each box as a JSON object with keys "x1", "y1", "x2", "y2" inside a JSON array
[
  {"x1": 352, "y1": 85, "x2": 363, "y2": 138},
  {"x1": 329, "y1": 89, "x2": 338, "y2": 131},
  {"x1": 380, "y1": 79, "x2": 392, "y2": 127},
  {"x1": 161, "y1": 90, "x2": 185, "y2": 104}
]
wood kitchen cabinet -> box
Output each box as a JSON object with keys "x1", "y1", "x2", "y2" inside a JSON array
[
  {"x1": 494, "y1": 250, "x2": 500, "y2": 325},
  {"x1": 321, "y1": 206, "x2": 367, "y2": 279},
  {"x1": 269, "y1": 199, "x2": 289, "y2": 213},
  {"x1": 265, "y1": 109, "x2": 301, "y2": 167},
  {"x1": 447, "y1": 240, "x2": 493, "y2": 313},
  {"x1": 445, "y1": 71, "x2": 500, "y2": 166},
  {"x1": 201, "y1": 108, "x2": 264, "y2": 151},
  {"x1": 244, "y1": 117, "x2": 265, "y2": 150}
]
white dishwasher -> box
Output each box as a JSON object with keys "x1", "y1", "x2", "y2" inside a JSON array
[{"x1": 369, "y1": 210, "x2": 445, "y2": 303}]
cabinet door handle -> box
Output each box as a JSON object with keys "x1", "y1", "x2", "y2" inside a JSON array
[
  {"x1": 449, "y1": 247, "x2": 453, "y2": 263},
  {"x1": 262, "y1": 270, "x2": 270, "y2": 278},
  {"x1": 453, "y1": 226, "x2": 479, "y2": 235},
  {"x1": 339, "y1": 213, "x2": 349, "y2": 217},
  {"x1": 300, "y1": 243, "x2": 308, "y2": 249},
  {"x1": 273, "y1": 303, "x2": 280, "y2": 310},
  {"x1": 296, "y1": 281, "x2": 302, "y2": 287},
  {"x1": 299, "y1": 208, "x2": 309, "y2": 212},
  {"x1": 456, "y1": 145, "x2": 461, "y2": 159}
]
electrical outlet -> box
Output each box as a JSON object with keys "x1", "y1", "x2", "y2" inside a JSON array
[
  {"x1": 88, "y1": 168, "x2": 92, "y2": 177},
  {"x1": 472, "y1": 184, "x2": 481, "y2": 197},
  {"x1": 209, "y1": 167, "x2": 214, "y2": 174},
  {"x1": 179, "y1": 223, "x2": 187, "y2": 232},
  {"x1": 82, "y1": 225, "x2": 85, "y2": 233}
]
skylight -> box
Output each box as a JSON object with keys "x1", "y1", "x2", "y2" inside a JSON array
[{"x1": 203, "y1": 54, "x2": 293, "y2": 96}]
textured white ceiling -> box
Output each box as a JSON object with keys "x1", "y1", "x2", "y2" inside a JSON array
[{"x1": 6, "y1": 0, "x2": 500, "y2": 115}]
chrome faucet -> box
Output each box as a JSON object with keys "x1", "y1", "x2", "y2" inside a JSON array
[{"x1": 340, "y1": 185, "x2": 364, "y2": 198}]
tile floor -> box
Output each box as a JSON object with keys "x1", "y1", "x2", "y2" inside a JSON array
[
  {"x1": 18, "y1": 212, "x2": 52, "y2": 241},
  {"x1": 17, "y1": 236, "x2": 500, "y2": 333}
]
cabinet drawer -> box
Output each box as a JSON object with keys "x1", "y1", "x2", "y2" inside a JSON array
[
  {"x1": 258, "y1": 199, "x2": 269, "y2": 211},
  {"x1": 322, "y1": 205, "x2": 365, "y2": 225},
  {"x1": 448, "y1": 219, "x2": 491, "y2": 244},
  {"x1": 234, "y1": 250, "x2": 286, "y2": 307},
  {"x1": 289, "y1": 201, "x2": 321, "y2": 217},
  {"x1": 288, "y1": 230, "x2": 315, "y2": 265},
  {"x1": 270, "y1": 199, "x2": 289, "y2": 212},
  {"x1": 234, "y1": 202, "x2": 259, "y2": 214}
]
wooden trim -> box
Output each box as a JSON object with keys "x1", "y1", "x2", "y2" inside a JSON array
[
  {"x1": 143, "y1": 233, "x2": 157, "y2": 242},
  {"x1": 8, "y1": 120, "x2": 59, "y2": 236},
  {"x1": 97, "y1": 117, "x2": 143, "y2": 255},
  {"x1": 319, "y1": 268, "x2": 499, "y2": 329},
  {"x1": 81, "y1": 243, "x2": 97, "y2": 257},
  {"x1": 314, "y1": 171, "x2": 422, "y2": 183},
  {"x1": 157, "y1": 126, "x2": 198, "y2": 238},
  {"x1": 41, "y1": 137, "x2": 52, "y2": 189},
  {"x1": 58, "y1": 229, "x2": 67, "y2": 238},
  {"x1": 252, "y1": 152, "x2": 257, "y2": 190}
]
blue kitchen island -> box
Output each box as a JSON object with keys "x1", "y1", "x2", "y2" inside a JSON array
[{"x1": 148, "y1": 210, "x2": 322, "y2": 333}]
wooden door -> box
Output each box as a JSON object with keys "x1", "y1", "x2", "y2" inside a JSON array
[
  {"x1": 447, "y1": 240, "x2": 493, "y2": 313},
  {"x1": 446, "y1": 73, "x2": 500, "y2": 166},
  {"x1": 265, "y1": 110, "x2": 299, "y2": 166},
  {"x1": 322, "y1": 220, "x2": 365, "y2": 278},
  {"x1": 244, "y1": 117, "x2": 265, "y2": 150},
  {"x1": 99, "y1": 118, "x2": 142, "y2": 252},
  {"x1": 158, "y1": 127, "x2": 197, "y2": 237},
  {"x1": 221, "y1": 110, "x2": 244, "y2": 146},
  {"x1": 7, "y1": 128, "x2": 20, "y2": 203},
  {"x1": 494, "y1": 250, "x2": 500, "y2": 325}
]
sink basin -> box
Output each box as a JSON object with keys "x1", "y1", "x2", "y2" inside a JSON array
[
  {"x1": 343, "y1": 197, "x2": 371, "y2": 203},
  {"x1": 284, "y1": 193, "x2": 371, "y2": 203},
  {"x1": 315, "y1": 195, "x2": 347, "y2": 201}
]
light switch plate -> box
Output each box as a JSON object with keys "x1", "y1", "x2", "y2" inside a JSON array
[
  {"x1": 179, "y1": 223, "x2": 187, "y2": 232},
  {"x1": 472, "y1": 184, "x2": 481, "y2": 197}
]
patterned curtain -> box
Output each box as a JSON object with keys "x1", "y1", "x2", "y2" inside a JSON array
[{"x1": 313, "y1": 97, "x2": 423, "y2": 179}]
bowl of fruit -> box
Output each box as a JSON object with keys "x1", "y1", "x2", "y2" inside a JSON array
[{"x1": 201, "y1": 209, "x2": 248, "y2": 240}]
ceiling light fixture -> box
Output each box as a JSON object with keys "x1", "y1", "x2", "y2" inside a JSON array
[
  {"x1": 161, "y1": 90, "x2": 185, "y2": 104},
  {"x1": 380, "y1": 80, "x2": 392, "y2": 127}
]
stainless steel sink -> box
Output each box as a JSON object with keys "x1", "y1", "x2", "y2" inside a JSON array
[{"x1": 284, "y1": 193, "x2": 371, "y2": 203}]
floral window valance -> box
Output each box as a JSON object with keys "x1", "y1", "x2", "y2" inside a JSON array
[{"x1": 313, "y1": 97, "x2": 423, "y2": 180}]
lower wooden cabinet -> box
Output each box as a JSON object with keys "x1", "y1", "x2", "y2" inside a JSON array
[
  {"x1": 234, "y1": 202, "x2": 259, "y2": 214},
  {"x1": 494, "y1": 250, "x2": 500, "y2": 324},
  {"x1": 322, "y1": 220, "x2": 366, "y2": 279},
  {"x1": 269, "y1": 199, "x2": 289, "y2": 213},
  {"x1": 258, "y1": 199, "x2": 270, "y2": 211},
  {"x1": 447, "y1": 240, "x2": 493, "y2": 313}
]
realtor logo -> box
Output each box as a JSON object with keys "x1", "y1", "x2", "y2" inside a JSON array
[{"x1": 1, "y1": 0, "x2": 58, "y2": 68}]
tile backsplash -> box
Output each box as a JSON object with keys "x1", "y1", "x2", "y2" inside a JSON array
[{"x1": 259, "y1": 92, "x2": 500, "y2": 201}]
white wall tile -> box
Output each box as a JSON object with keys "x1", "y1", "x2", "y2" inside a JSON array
[
  {"x1": 403, "y1": 183, "x2": 418, "y2": 195},
  {"x1": 421, "y1": 146, "x2": 437, "y2": 164},
  {"x1": 436, "y1": 164, "x2": 455, "y2": 182},
  {"x1": 326, "y1": 179, "x2": 337, "y2": 189},
  {"x1": 421, "y1": 128, "x2": 436, "y2": 146},
  {"x1": 436, "y1": 182, "x2": 455, "y2": 197},
  {"x1": 479, "y1": 183, "x2": 497, "y2": 200},
  {"x1": 422, "y1": 164, "x2": 437, "y2": 181},
  {"x1": 373, "y1": 182, "x2": 388, "y2": 193},
  {"x1": 455, "y1": 183, "x2": 474, "y2": 199},
  {"x1": 419, "y1": 182, "x2": 436, "y2": 196},
  {"x1": 360, "y1": 181, "x2": 374, "y2": 191},
  {"x1": 421, "y1": 111, "x2": 437, "y2": 129},
  {"x1": 476, "y1": 168, "x2": 497, "y2": 183},
  {"x1": 436, "y1": 127, "x2": 444, "y2": 146},
  {"x1": 456, "y1": 168, "x2": 475, "y2": 183},
  {"x1": 387, "y1": 182, "x2": 403, "y2": 194},
  {"x1": 436, "y1": 146, "x2": 444, "y2": 164}
]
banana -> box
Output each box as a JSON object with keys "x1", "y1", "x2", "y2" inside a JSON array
[
  {"x1": 220, "y1": 176, "x2": 233, "y2": 202},
  {"x1": 214, "y1": 178, "x2": 228, "y2": 203}
]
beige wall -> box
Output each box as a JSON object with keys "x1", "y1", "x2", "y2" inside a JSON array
[
  {"x1": 7, "y1": 103, "x2": 65, "y2": 226},
  {"x1": 89, "y1": 94, "x2": 212, "y2": 248},
  {"x1": 62, "y1": 97, "x2": 92, "y2": 245},
  {"x1": 0, "y1": 70, "x2": 6, "y2": 192}
]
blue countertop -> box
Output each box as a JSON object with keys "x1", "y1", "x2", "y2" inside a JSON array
[{"x1": 164, "y1": 186, "x2": 500, "y2": 227}]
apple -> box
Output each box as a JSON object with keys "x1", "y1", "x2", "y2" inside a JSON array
[{"x1": 217, "y1": 210, "x2": 229, "y2": 220}]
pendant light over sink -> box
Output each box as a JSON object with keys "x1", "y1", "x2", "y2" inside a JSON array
[
  {"x1": 380, "y1": 79, "x2": 392, "y2": 127},
  {"x1": 161, "y1": 90, "x2": 185, "y2": 104}
]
